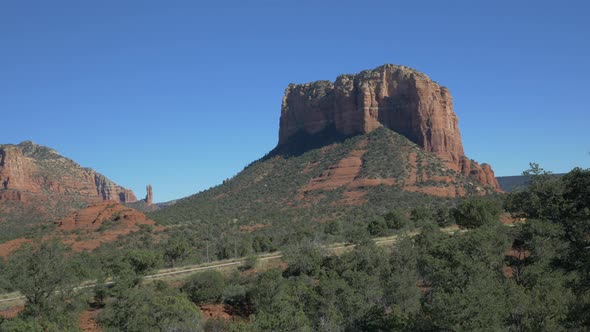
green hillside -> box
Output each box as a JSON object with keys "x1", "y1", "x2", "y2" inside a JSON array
[{"x1": 150, "y1": 128, "x2": 493, "y2": 229}]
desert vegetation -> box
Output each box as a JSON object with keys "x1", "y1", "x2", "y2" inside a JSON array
[{"x1": 0, "y1": 164, "x2": 588, "y2": 330}]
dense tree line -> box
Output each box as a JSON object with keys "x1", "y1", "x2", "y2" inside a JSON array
[
  {"x1": 0, "y1": 164, "x2": 588, "y2": 330},
  {"x1": 182, "y1": 164, "x2": 589, "y2": 331}
]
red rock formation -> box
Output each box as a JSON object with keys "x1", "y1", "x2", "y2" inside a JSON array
[
  {"x1": 278, "y1": 64, "x2": 500, "y2": 190},
  {"x1": 459, "y1": 157, "x2": 499, "y2": 190},
  {"x1": 0, "y1": 201, "x2": 160, "y2": 257},
  {"x1": 0, "y1": 141, "x2": 137, "y2": 204},
  {"x1": 57, "y1": 201, "x2": 159, "y2": 252},
  {"x1": 56, "y1": 200, "x2": 153, "y2": 232},
  {"x1": 145, "y1": 184, "x2": 153, "y2": 205},
  {"x1": 296, "y1": 137, "x2": 493, "y2": 205}
]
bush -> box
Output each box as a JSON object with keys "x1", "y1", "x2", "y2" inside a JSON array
[
  {"x1": 346, "y1": 223, "x2": 371, "y2": 244},
  {"x1": 222, "y1": 283, "x2": 248, "y2": 307},
  {"x1": 6, "y1": 241, "x2": 78, "y2": 318},
  {"x1": 283, "y1": 242, "x2": 324, "y2": 277},
  {"x1": 504, "y1": 163, "x2": 565, "y2": 221},
  {"x1": 384, "y1": 209, "x2": 409, "y2": 230},
  {"x1": 0, "y1": 260, "x2": 13, "y2": 293},
  {"x1": 125, "y1": 249, "x2": 161, "y2": 276},
  {"x1": 100, "y1": 285, "x2": 202, "y2": 331},
  {"x1": 325, "y1": 220, "x2": 344, "y2": 236},
  {"x1": 435, "y1": 207, "x2": 454, "y2": 227},
  {"x1": 243, "y1": 255, "x2": 258, "y2": 270},
  {"x1": 452, "y1": 198, "x2": 502, "y2": 229},
  {"x1": 0, "y1": 318, "x2": 38, "y2": 332},
  {"x1": 183, "y1": 270, "x2": 226, "y2": 304},
  {"x1": 410, "y1": 206, "x2": 433, "y2": 223},
  {"x1": 368, "y1": 218, "x2": 388, "y2": 236}
]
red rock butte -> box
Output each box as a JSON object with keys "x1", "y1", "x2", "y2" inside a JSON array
[
  {"x1": 278, "y1": 64, "x2": 499, "y2": 189},
  {"x1": 0, "y1": 141, "x2": 137, "y2": 204}
]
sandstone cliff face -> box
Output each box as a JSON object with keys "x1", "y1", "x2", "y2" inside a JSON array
[
  {"x1": 0, "y1": 141, "x2": 137, "y2": 204},
  {"x1": 278, "y1": 64, "x2": 499, "y2": 190}
]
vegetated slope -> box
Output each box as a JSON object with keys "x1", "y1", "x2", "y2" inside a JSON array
[
  {"x1": 151, "y1": 127, "x2": 496, "y2": 227},
  {"x1": 0, "y1": 200, "x2": 159, "y2": 258},
  {"x1": 152, "y1": 64, "x2": 502, "y2": 228},
  {"x1": 0, "y1": 141, "x2": 140, "y2": 243}
]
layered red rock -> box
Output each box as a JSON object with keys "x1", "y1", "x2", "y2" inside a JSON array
[
  {"x1": 278, "y1": 64, "x2": 499, "y2": 190},
  {"x1": 0, "y1": 141, "x2": 137, "y2": 204},
  {"x1": 299, "y1": 139, "x2": 397, "y2": 198},
  {"x1": 296, "y1": 137, "x2": 487, "y2": 205},
  {"x1": 59, "y1": 201, "x2": 160, "y2": 253},
  {"x1": 0, "y1": 201, "x2": 160, "y2": 257}
]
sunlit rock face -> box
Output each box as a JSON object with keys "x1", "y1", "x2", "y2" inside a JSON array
[{"x1": 278, "y1": 64, "x2": 499, "y2": 189}]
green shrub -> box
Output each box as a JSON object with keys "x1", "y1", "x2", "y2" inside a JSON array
[
  {"x1": 283, "y1": 243, "x2": 324, "y2": 277},
  {"x1": 243, "y1": 255, "x2": 258, "y2": 270},
  {"x1": 325, "y1": 220, "x2": 344, "y2": 236},
  {"x1": 368, "y1": 218, "x2": 388, "y2": 236},
  {"x1": 434, "y1": 207, "x2": 454, "y2": 227},
  {"x1": 410, "y1": 206, "x2": 432, "y2": 223},
  {"x1": 100, "y1": 285, "x2": 202, "y2": 332},
  {"x1": 384, "y1": 209, "x2": 409, "y2": 230},
  {"x1": 452, "y1": 198, "x2": 502, "y2": 229},
  {"x1": 183, "y1": 270, "x2": 226, "y2": 304},
  {"x1": 222, "y1": 283, "x2": 249, "y2": 307}
]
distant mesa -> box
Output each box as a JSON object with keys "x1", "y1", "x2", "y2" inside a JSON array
[{"x1": 277, "y1": 64, "x2": 499, "y2": 189}]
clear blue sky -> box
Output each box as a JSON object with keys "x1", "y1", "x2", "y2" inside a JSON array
[{"x1": 1, "y1": 1, "x2": 589, "y2": 202}]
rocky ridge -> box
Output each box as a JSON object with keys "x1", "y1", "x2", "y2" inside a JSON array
[
  {"x1": 0, "y1": 141, "x2": 137, "y2": 204},
  {"x1": 0, "y1": 141, "x2": 139, "y2": 242}
]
